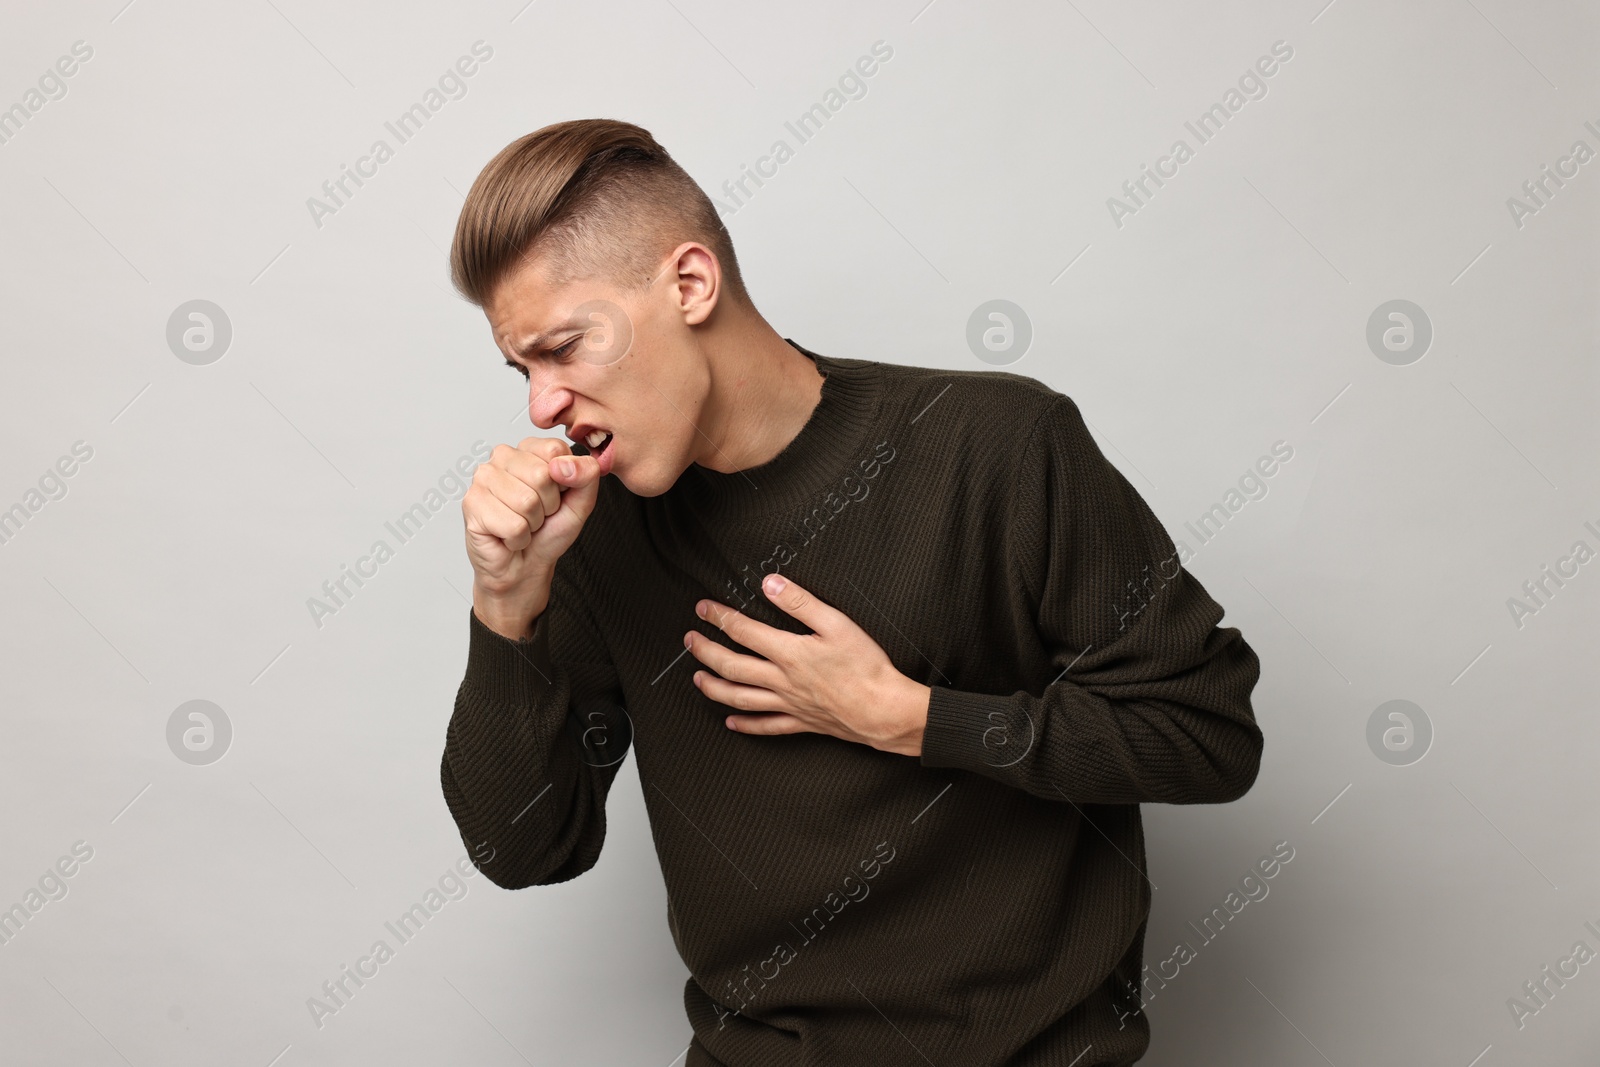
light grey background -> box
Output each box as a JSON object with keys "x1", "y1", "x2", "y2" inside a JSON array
[{"x1": 2, "y1": 0, "x2": 1596, "y2": 1064}]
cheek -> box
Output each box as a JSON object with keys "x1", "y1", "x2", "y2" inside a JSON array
[
  {"x1": 659, "y1": 416, "x2": 696, "y2": 458},
  {"x1": 642, "y1": 383, "x2": 695, "y2": 446}
]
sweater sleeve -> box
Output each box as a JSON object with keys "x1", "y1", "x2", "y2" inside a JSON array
[
  {"x1": 917, "y1": 394, "x2": 1263, "y2": 805},
  {"x1": 440, "y1": 547, "x2": 630, "y2": 888}
]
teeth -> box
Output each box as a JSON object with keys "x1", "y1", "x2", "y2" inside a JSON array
[{"x1": 585, "y1": 430, "x2": 609, "y2": 448}]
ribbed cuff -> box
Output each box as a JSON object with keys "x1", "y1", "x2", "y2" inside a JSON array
[
  {"x1": 919, "y1": 686, "x2": 1031, "y2": 776},
  {"x1": 464, "y1": 605, "x2": 557, "y2": 708}
]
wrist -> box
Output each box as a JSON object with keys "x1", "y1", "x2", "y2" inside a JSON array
[
  {"x1": 472, "y1": 580, "x2": 549, "y2": 641},
  {"x1": 878, "y1": 675, "x2": 931, "y2": 758}
]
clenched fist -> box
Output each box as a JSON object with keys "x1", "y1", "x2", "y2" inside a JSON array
[{"x1": 463, "y1": 436, "x2": 602, "y2": 639}]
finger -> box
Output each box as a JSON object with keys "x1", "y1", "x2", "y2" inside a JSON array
[
  {"x1": 495, "y1": 439, "x2": 566, "y2": 496},
  {"x1": 478, "y1": 463, "x2": 557, "y2": 528},
  {"x1": 723, "y1": 712, "x2": 809, "y2": 736},
  {"x1": 490, "y1": 440, "x2": 603, "y2": 529},
  {"x1": 697, "y1": 599, "x2": 788, "y2": 659},
  {"x1": 488, "y1": 442, "x2": 560, "y2": 517},
  {"x1": 464, "y1": 487, "x2": 533, "y2": 552},
  {"x1": 691, "y1": 671, "x2": 785, "y2": 713},
  {"x1": 759, "y1": 574, "x2": 846, "y2": 636},
  {"x1": 546, "y1": 453, "x2": 602, "y2": 527},
  {"x1": 514, "y1": 435, "x2": 573, "y2": 459},
  {"x1": 684, "y1": 631, "x2": 784, "y2": 691},
  {"x1": 545, "y1": 450, "x2": 601, "y2": 489}
]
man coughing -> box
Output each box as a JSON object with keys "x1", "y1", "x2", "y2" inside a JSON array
[{"x1": 440, "y1": 118, "x2": 1264, "y2": 1067}]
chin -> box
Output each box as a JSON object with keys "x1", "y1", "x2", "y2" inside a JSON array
[
  {"x1": 624, "y1": 475, "x2": 673, "y2": 498},
  {"x1": 612, "y1": 463, "x2": 656, "y2": 497},
  {"x1": 618, "y1": 457, "x2": 686, "y2": 498}
]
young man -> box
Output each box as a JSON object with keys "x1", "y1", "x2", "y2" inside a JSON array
[{"x1": 440, "y1": 118, "x2": 1263, "y2": 1067}]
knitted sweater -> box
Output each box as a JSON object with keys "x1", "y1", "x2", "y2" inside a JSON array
[{"x1": 440, "y1": 342, "x2": 1263, "y2": 1066}]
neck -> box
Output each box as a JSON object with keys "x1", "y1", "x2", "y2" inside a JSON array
[{"x1": 694, "y1": 315, "x2": 824, "y2": 474}]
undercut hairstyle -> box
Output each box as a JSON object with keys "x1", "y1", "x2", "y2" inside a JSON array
[{"x1": 449, "y1": 118, "x2": 750, "y2": 310}]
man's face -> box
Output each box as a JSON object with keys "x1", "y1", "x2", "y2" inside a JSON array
[{"x1": 485, "y1": 250, "x2": 711, "y2": 498}]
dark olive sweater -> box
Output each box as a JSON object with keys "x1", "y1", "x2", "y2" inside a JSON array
[{"x1": 440, "y1": 342, "x2": 1263, "y2": 1066}]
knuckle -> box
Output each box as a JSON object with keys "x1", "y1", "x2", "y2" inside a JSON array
[
  {"x1": 518, "y1": 435, "x2": 568, "y2": 457},
  {"x1": 520, "y1": 465, "x2": 551, "y2": 495}
]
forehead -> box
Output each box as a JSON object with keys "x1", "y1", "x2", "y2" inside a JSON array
[
  {"x1": 485, "y1": 245, "x2": 560, "y2": 313},
  {"x1": 486, "y1": 255, "x2": 587, "y2": 354}
]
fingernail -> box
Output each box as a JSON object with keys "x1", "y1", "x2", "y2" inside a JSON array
[
  {"x1": 683, "y1": 632, "x2": 692, "y2": 649},
  {"x1": 695, "y1": 601, "x2": 708, "y2": 619},
  {"x1": 765, "y1": 575, "x2": 786, "y2": 595},
  {"x1": 556, "y1": 458, "x2": 574, "y2": 478}
]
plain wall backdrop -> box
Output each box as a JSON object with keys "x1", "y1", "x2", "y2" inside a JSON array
[{"x1": 1, "y1": 0, "x2": 1596, "y2": 1063}]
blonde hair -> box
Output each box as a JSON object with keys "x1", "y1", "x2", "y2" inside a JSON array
[{"x1": 449, "y1": 118, "x2": 749, "y2": 308}]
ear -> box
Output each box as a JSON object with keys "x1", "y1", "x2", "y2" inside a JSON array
[{"x1": 669, "y1": 242, "x2": 721, "y2": 327}]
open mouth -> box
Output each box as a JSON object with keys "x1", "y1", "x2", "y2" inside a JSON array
[{"x1": 572, "y1": 429, "x2": 615, "y2": 470}]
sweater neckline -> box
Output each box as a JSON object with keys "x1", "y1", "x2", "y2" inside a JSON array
[{"x1": 679, "y1": 339, "x2": 883, "y2": 512}]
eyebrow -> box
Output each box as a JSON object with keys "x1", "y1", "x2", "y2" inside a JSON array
[{"x1": 508, "y1": 315, "x2": 582, "y2": 361}]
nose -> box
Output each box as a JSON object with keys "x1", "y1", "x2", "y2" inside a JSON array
[{"x1": 527, "y1": 379, "x2": 571, "y2": 431}]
